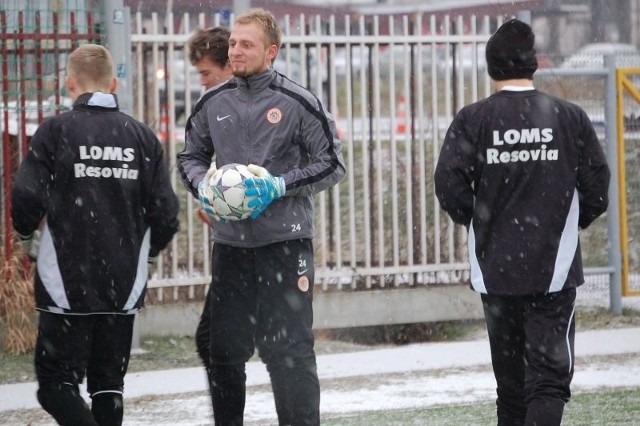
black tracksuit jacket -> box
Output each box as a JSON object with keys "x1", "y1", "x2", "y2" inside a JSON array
[
  {"x1": 11, "y1": 92, "x2": 179, "y2": 314},
  {"x1": 435, "y1": 88, "x2": 610, "y2": 295}
]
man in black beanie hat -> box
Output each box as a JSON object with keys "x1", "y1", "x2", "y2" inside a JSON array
[
  {"x1": 485, "y1": 18, "x2": 538, "y2": 81},
  {"x1": 435, "y1": 18, "x2": 610, "y2": 426}
]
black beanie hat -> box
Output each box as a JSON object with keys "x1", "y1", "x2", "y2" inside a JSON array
[{"x1": 486, "y1": 18, "x2": 538, "y2": 81}]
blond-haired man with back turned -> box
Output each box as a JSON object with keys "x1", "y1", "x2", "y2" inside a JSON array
[{"x1": 11, "y1": 44, "x2": 179, "y2": 426}]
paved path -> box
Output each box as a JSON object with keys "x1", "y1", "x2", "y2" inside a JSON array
[{"x1": 2, "y1": 327, "x2": 639, "y2": 413}]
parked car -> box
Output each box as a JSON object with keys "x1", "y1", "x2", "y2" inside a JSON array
[
  {"x1": 552, "y1": 43, "x2": 640, "y2": 130},
  {"x1": 378, "y1": 43, "x2": 486, "y2": 77},
  {"x1": 560, "y1": 43, "x2": 640, "y2": 69}
]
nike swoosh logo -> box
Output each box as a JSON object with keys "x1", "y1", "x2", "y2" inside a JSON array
[
  {"x1": 216, "y1": 114, "x2": 231, "y2": 121},
  {"x1": 297, "y1": 269, "x2": 309, "y2": 275}
]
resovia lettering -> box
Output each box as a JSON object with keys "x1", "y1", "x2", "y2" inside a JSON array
[
  {"x1": 74, "y1": 145, "x2": 139, "y2": 179},
  {"x1": 487, "y1": 128, "x2": 559, "y2": 164}
]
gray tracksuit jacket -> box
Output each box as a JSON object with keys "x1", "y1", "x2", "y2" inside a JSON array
[{"x1": 177, "y1": 68, "x2": 345, "y2": 248}]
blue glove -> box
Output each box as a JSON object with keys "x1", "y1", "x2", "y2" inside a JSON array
[
  {"x1": 244, "y1": 164, "x2": 286, "y2": 219},
  {"x1": 197, "y1": 164, "x2": 227, "y2": 223}
]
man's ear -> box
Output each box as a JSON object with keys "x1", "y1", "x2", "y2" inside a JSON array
[
  {"x1": 109, "y1": 77, "x2": 117, "y2": 93},
  {"x1": 65, "y1": 75, "x2": 80, "y2": 100},
  {"x1": 267, "y1": 44, "x2": 279, "y2": 64},
  {"x1": 65, "y1": 75, "x2": 75, "y2": 92}
]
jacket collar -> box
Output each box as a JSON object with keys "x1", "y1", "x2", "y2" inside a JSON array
[
  {"x1": 235, "y1": 69, "x2": 275, "y2": 92},
  {"x1": 74, "y1": 92, "x2": 119, "y2": 110}
]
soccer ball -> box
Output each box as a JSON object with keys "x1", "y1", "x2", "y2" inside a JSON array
[{"x1": 207, "y1": 163, "x2": 256, "y2": 221}]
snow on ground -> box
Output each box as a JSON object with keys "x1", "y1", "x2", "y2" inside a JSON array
[{"x1": 2, "y1": 326, "x2": 640, "y2": 426}]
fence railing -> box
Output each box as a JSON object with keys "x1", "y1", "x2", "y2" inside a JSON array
[
  {"x1": 0, "y1": 10, "x2": 620, "y2": 309},
  {"x1": 127, "y1": 12, "x2": 616, "y2": 303},
  {"x1": 0, "y1": 9, "x2": 100, "y2": 259}
]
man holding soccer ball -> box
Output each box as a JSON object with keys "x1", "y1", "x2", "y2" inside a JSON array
[{"x1": 177, "y1": 7, "x2": 345, "y2": 426}]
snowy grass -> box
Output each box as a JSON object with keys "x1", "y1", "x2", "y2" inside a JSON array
[
  {"x1": 2, "y1": 324, "x2": 639, "y2": 425},
  {"x1": 1, "y1": 306, "x2": 639, "y2": 386},
  {"x1": 319, "y1": 387, "x2": 640, "y2": 426},
  {"x1": 0, "y1": 333, "x2": 383, "y2": 385},
  {"x1": 2, "y1": 376, "x2": 639, "y2": 425}
]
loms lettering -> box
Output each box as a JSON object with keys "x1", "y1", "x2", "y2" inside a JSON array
[
  {"x1": 79, "y1": 145, "x2": 135, "y2": 162},
  {"x1": 488, "y1": 127, "x2": 558, "y2": 164},
  {"x1": 493, "y1": 128, "x2": 553, "y2": 145}
]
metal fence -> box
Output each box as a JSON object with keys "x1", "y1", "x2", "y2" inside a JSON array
[
  {"x1": 127, "y1": 12, "x2": 617, "y2": 304},
  {"x1": 0, "y1": 9, "x2": 624, "y2": 315},
  {"x1": 0, "y1": 8, "x2": 100, "y2": 258}
]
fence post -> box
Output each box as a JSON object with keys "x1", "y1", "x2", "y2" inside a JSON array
[
  {"x1": 100, "y1": 0, "x2": 138, "y2": 346},
  {"x1": 604, "y1": 53, "x2": 623, "y2": 315},
  {"x1": 100, "y1": 0, "x2": 133, "y2": 116}
]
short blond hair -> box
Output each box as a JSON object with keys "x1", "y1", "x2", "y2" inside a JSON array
[
  {"x1": 67, "y1": 44, "x2": 114, "y2": 91},
  {"x1": 234, "y1": 8, "x2": 281, "y2": 50}
]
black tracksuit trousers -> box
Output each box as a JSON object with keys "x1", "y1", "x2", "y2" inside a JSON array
[
  {"x1": 481, "y1": 287, "x2": 576, "y2": 426},
  {"x1": 207, "y1": 239, "x2": 320, "y2": 426},
  {"x1": 34, "y1": 311, "x2": 134, "y2": 426}
]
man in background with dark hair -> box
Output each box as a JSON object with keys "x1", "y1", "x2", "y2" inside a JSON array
[
  {"x1": 186, "y1": 25, "x2": 233, "y2": 392},
  {"x1": 435, "y1": 19, "x2": 610, "y2": 425},
  {"x1": 187, "y1": 27, "x2": 232, "y2": 91}
]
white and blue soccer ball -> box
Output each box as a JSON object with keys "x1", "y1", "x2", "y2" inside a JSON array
[{"x1": 208, "y1": 163, "x2": 256, "y2": 221}]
